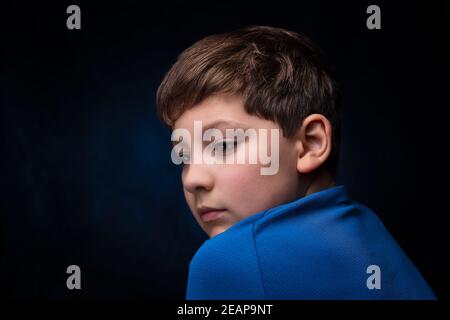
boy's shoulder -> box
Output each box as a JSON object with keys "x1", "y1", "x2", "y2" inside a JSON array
[
  {"x1": 187, "y1": 211, "x2": 266, "y2": 299},
  {"x1": 187, "y1": 186, "x2": 436, "y2": 299},
  {"x1": 187, "y1": 186, "x2": 349, "y2": 299}
]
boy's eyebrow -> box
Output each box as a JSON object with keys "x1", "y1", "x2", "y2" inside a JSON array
[
  {"x1": 170, "y1": 120, "x2": 248, "y2": 147},
  {"x1": 202, "y1": 120, "x2": 248, "y2": 131}
]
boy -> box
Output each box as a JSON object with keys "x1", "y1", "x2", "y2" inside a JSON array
[{"x1": 156, "y1": 26, "x2": 435, "y2": 299}]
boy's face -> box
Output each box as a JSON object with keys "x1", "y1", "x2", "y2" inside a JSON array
[{"x1": 173, "y1": 95, "x2": 304, "y2": 238}]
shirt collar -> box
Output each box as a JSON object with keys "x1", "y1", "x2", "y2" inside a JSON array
[{"x1": 225, "y1": 185, "x2": 350, "y2": 234}]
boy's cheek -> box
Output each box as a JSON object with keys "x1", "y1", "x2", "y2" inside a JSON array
[
  {"x1": 217, "y1": 164, "x2": 279, "y2": 214},
  {"x1": 219, "y1": 163, "x2": 264, "y2": 191}
]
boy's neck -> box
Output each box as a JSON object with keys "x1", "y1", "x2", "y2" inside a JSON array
[{"x1": 303, "y1": 169, "x2": 336, "y2": 197}]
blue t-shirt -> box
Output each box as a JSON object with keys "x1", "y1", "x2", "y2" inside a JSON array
[{"x1": 186, "y1": 185, "x2": 436, "y2": 299}]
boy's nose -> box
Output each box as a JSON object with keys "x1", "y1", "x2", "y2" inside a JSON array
[{"x1": 182, "y1": 163, "x2": 214, "y2": 193}]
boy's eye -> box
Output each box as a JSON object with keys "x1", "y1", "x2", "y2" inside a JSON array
[
  {"x1": 217, "y1": 140, "x2": 238, "y2": 152},
  {"x1": 174, "y1": 139, "x2": 238, "y2": 165},
  {"x1": 178, "y1": 150, "x2": 191, "y2": 163}
]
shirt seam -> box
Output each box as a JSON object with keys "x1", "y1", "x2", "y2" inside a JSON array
[{"x1": 251, "y1": 221, "x2": 267, "y2": 300}]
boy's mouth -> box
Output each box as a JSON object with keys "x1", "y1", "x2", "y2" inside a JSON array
[{"x1": 197, "y1": 206, "x2": 227, "y2": 222}]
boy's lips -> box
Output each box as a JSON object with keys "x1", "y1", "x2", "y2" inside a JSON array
[{"x1": 197, "y1": 206, "x2": 227, "y2": 222}]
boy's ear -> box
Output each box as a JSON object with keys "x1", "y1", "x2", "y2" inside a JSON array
[{"x1": 295, "y1": 114, "x2": 332, "y2": 174}]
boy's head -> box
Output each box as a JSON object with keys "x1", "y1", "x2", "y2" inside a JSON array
[{"x1": 157, "y1": 26, "x2": 340, "y2": 238}]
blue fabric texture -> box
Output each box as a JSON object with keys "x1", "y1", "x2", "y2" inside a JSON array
[{"x1": 186, "y1": 185, "x2": 436, "y2": 299}]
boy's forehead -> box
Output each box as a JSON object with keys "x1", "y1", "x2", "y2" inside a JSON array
[
  {"x1": 172, "y1": 95, "x2": 251, "y2": 129},
  {"x1": 171, "y1": 94, "x2": 281, "y2": 133},
  {"x1": 172, "y1": 119, "x2": 251, "y2": 133}
]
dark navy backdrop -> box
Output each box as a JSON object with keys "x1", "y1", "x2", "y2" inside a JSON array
[{"x1": 2, "y1": 1, "x2": 449, "y2": 299}]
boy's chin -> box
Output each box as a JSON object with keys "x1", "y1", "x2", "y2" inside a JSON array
[{"x1": 207, "y1": 225, "x2": 231, "y2": 238}]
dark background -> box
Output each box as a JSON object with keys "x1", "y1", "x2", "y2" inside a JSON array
[{"x1": 2, "y1": 0, "x2": 449, "y2": 299}]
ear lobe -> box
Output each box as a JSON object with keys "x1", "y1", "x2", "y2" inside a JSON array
[{"x1": 296, "y1": 114, "x2": 332, "y2": 174}]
